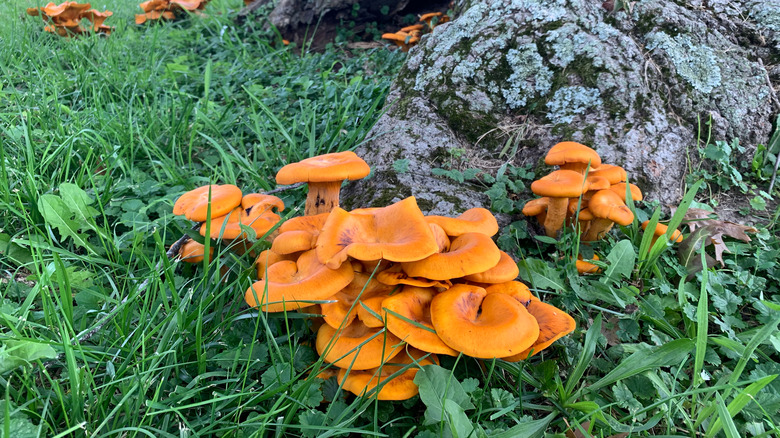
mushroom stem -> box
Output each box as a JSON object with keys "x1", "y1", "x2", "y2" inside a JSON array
[
  {"x1": 582, "y1": 218, "x2": 614, "y2": 241},
  {"x1": 542, "y1": 197, "x2": 568, "y2": 237},
  {"x1": 305, "y1": 181, "x2": 343, "y2": 216}
]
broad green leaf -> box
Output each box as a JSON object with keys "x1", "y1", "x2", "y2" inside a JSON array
[
  {"x1": 37, "y1": 194, "x2": 92, "y2": 249},
  {"x1": 601, "y1": 240, "x2": 636, "y2": 284},
  {"x1": 517, "y1": 258, "x2": 565, "y2": 292},
  {"x1": 0, "y1": 234, "x2": 33, "y2": 266},
  {"x1": 58, "y1": 183, "x2": 99, "y2": 228},
  {"x1": 442, "y1": 399, "x2": 474, "y2": 438},
  {"x1": 0, "y1": 402, "x2": 38, "y2": 438},
  {"x1": 0, "y1": 340, "x2": 57, "y2": 374},
  {"x1": 586, "y1": 339, "x2": 694, "y2": 393},
  {"x1": 415, "y1": 365, "x2": 474, "y2": 425},
  {"x1": 487, "y1": 413, "x2": 555, "y2": 438}
]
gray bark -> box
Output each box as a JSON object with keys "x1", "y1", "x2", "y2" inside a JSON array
[{"x1": 343, "y1": 0, "x2": 780, "y2": 216}]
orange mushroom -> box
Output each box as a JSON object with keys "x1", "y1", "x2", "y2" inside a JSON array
[
  {"x1": 502, "y1": 301, "x2": 576, "y2": 361},
  {"x1": 337, "y1": 347, "x2": 438, "y2": 400},
  {"x1": 383, "y1": 286, "x2": 458, "y2": 356},
  {"x1": 545, "y1": 141, "x2": 602, "y2": 174},
  {"x1": 401, "y1": 232, "x2": 502, "y2": 281},
  {"x1": 173, "y1": 184, "x2": 243, "y2": 222},
  {"x1": 178, "y1": 239, "x2": 213, "y2": 263},
  {"x1": 425, "y1": 208, "x2": 499, "y2": 237},
  {"x1": 530, "y1": 170, "x2": 590, "y2": 237},
  {"x1": 275, "y1": 151, "x2": 370, "y2": 216},
  {"x1": 462, "y1": 251, "x2": 520, "y2": 283},
  {"x1": 316, "y1": 320, "x2": 403, "y2": 370},
  {"x1": 315, "y1": 197, "x2": 439, "y2": 269},
  {"x1": 430, "y1": 284, "x2": 540, "y2": 358},
  {"x1": 245, "y1": 249, "x2": 354, "y2": 312},
  {"x1": 641, "y1": 221, "x2": 683, "y2": 247},
  {"x1": 581, "y1": 190, "x2": 634, "y2": 241}
]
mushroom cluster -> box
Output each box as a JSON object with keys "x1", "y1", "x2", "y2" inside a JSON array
[
  {"x1": 381, "y1": 12, "x2": 450, "y2": 52},
  {"x1": 172, "y1": 184, "x2": 285, "y2": 264},
  {"x1": 135, "y1": 0, "x2": 210, "y2": 25},
  {"x1": 523, "y1": 142, "x2": 643, "y2": 241},
  {"x1": 239, "y1": 151, "x2": 575, "y2": 400},
  {"x1": 26, "y1": 2, "x2": 113, "y2": 37}
]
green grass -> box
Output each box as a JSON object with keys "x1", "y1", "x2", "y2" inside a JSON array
[{"x1": 2, "y1": 1, "x2": 780, "y2": 437}]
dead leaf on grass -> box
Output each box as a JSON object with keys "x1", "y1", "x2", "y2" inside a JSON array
[{"x1": 676, "y1": 209, "x2": 757, "y2": 277}]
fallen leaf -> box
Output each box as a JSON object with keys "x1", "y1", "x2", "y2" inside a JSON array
[{"x1": 676, "y1": 209, "x2": 757, "y2": 277}]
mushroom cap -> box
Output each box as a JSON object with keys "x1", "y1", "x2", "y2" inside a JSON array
[
  {"x1": 170, "y1": 0, "x2": 201, "y2": 10},
  {"x1": 544, "y1": 141, "x2": 601, "y2": 169},
  {"x1": 401, "y1": 232, "x2": 501, "y2": 281},
  {"x1": 255, "y1": 249, "x2": 291, "y2": 279},
  {"x1": 430, "y1": 284, "x2": 540, "y2": 358},
  {"x1": 200, "y1": 206, "x2": 281, "y2": 239},
  {"x1": 241, "y1": 193, "x2": 285, "y2": 212},
  {"x1": 588, "y1": 190, "x2": 634, "y2": 225},
  {"x1": 531, "y1": 170, "x2": 589, "y2": 198},
  {"x1": 320, "y1": 272, "x2": 391, "y2": 329},
  {"x1": 337, "y1": 347, "x2": 438, "y2": 400},
  {"x1": 585, "y1": 175, "x2": 611, "y2": 191},
  {"x1": 577, "y1": 207, "x2": 594, "y2": 221},
  {"x1": 609, "y1": 183, "x2": 643, "y2": 202},
  {"x1": 173, "y1": 184, "x2": 243, "y2": 222},
  {"x1": 275, "y1": 151, "x2": 370, "y2": 185},
  {"x1": 575, "y1": 254, "x2": 601, "y2": 274},
  {"x1": 424, "y1": 208, "x2": 499, "y2": 237},
  {"x1": 178, "y1": 240, "x2": 212, "y2": 263},
  {"x1": 140, "y1": 0, "x2": 168, "y2": 12},
  {"x1": 376, "y1": 264, "x2": 452, "y2": 289},
  {"x1": 316, "y1": 320, "x2": 403, "y2": 370},
  {"x1": 641, "y1": 221, "x2": 683, "y2": 242},
  {"x1": 503, "y1": 301, "x2": 576, "y2": 361},
  {"x1": 428, "y1": 223, "x2": 451, "y2": 252},
  {"x1": 382, "y1": 32, "x2": 409, "y2": 42},
  {"x1": 245, "y1": 249, "x2": 354, "y2": 312},
  {"x1": 522, "y1": 198, "x2": 549, "y2": 217},
  {"x1": 419, "y1": 12, "x2": 443, "y2": 21},
  {"x1": 484, "y1": 281, "x2": 539, "y2": 303},
  {"x1": 42, "y1": 1, "x2": 92, "y2": 20},
  {"x1": 356, "y1": 295, "x2": 389, "y2": 328},
  {"x1": 462, "y1": 251, "x2": 519, "y2": 283},
  {"x1": 589, "y1": 164, "x2": 627, "y2": 184},
  {"x1": 399, "y1": 24, "x2": 424, "y2": 32},
  {"x1": 383, "y1": 286, "x2": 458, "y2": 356},
  {"x1": 271, "y1": 230, "x2": 318, "y2": 254},
  {"x1": 315, "y1": 197, "x2": 439, "y2": 269},
  {"x1": 278, "y1": 213, "x2": 329, "y2": 234}
]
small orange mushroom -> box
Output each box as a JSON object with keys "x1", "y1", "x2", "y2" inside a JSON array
[
  {"x1": 173, "y1": 184, "x2": 243, "y2": 222},
  {"x1": 337, "y1": 347, "x2": 438, "y2": 400},
  {"x1": 275, "y1": 151, "x2": 370, "y2": 216},
  {"x1": 316, "y1": 320, "x2": 404, "y2": 370}
]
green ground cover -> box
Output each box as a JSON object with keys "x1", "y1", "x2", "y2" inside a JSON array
[{"x1": 1, "y1": 1, "x2": 780, "y2": 437}]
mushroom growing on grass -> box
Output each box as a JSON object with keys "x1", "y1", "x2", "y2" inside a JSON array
[
  {"x1": 338, "y1": 347, "x2": 438, "y2": 400},
  {"x1": 276, "y1": 151, "x2": 370, "y2": 216},
  {"x1": 530, "y1": 170, "x2": 590, "y2": 237},
  {"x1": 430, "y1": 284, "x2": 540, "y2": 359}
]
